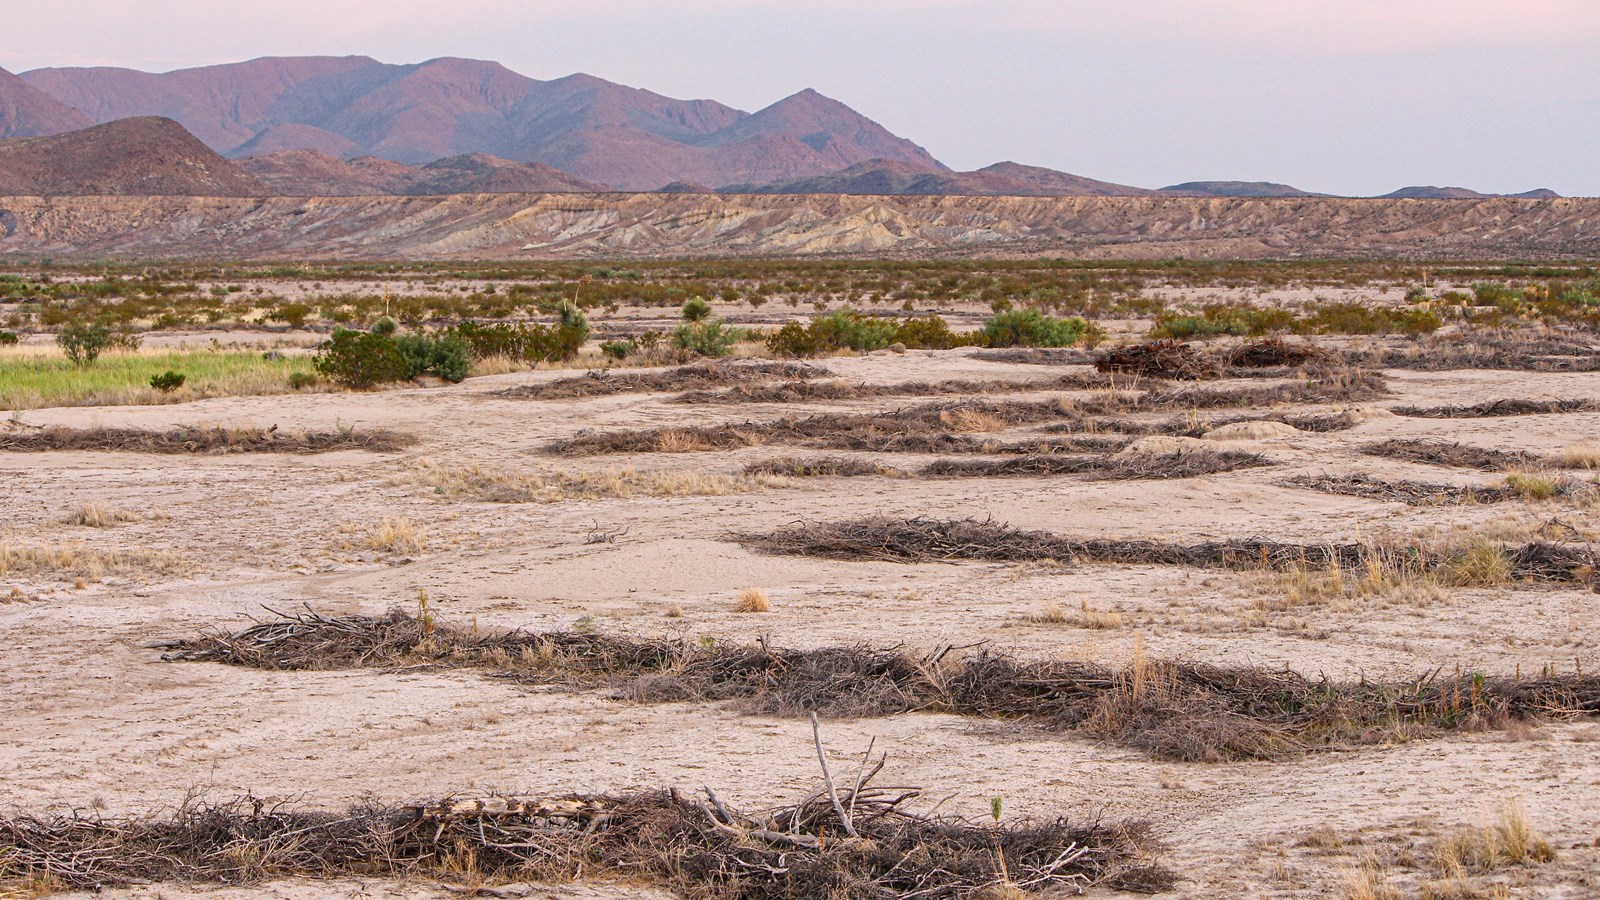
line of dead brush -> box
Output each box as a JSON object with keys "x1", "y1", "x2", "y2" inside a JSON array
[
  {"x1": 1284, "y1": 473, "x2": 1595, "y2": 506},
  {"x1": 0, "y1": 425, "x2": 414, "y2": 454},
  {"x1": 672, "y1": 371, "x2": 1120, "y2": 404},
  {"x1": 547, "y1": 374, "x2": 1385, "y2": 457},
  {"x1": 921, "y1": 449, "x2": 1273, "y2": 480},
  {"x1": 731, "y1": 517, "x2": 1599, "y2": 587},
  {"x1": 1361, "y1": 439, "x2": 1549, "y2": 472},
  {"x1": 0, "y1": 751, "x2": 1167, "y2": 897},
  {"x1": 497, "y1": 360, "x2": 827, "y2": 400},
  {"x1": 153, "y1": 609, "x2": 1600, "y2": 763},
  {"x1": 1391, "y1": 398, "x2": 1600, "y2": 419}
]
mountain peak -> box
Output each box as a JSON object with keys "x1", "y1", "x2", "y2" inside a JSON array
[{"x1": 0, "y1": 65, "x2": 92, "y2": 138}]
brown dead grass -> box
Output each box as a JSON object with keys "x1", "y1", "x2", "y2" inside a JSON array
[
  {"x1": 0, "y1": 534, "x2": 184, "y2": 582},
  {"x1": 411, "y1": 462, "x2": 787, "y2": 502}
]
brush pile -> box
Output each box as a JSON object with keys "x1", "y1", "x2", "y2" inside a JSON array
[
  {"x1": 1226, "y1": 338, "x2": 1330, "y2": 368},
  {"x1": 0, "y1": 777, "x2": 1168, "y2": 897},
  {"x1": 1096, "y1": 341, "x2": 1221, "y2": 380}
]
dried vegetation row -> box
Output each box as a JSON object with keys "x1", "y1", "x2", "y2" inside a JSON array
[
  {"x1": 0, "y1": 425, "x2": 414, "y2": 454},
  {"x1": 548, "y1": 372, "x2": 1385, "y2": 457},
  {"x1": 0, "y1": 773, "x2": 1167, "y2": 898},
  {"x1": 732, "y1": 517, "x2": 1600, "y2": 587},
  {"x1": 497, "y1": 361, "x2": 827, "y2": 400},
  {"x1": 155, "y1": 609, "x2": 1600, "y2": 763}
]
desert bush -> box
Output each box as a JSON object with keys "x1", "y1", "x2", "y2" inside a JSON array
[
  {"x1": 287, "y1": 371, "x2": 318, "y2": 390},
  {"x1": 0, "y1": 331, "x2": 17, "y2": 346},
  {"x1": 314, "y1": 328, "x2": 409, "y2": 388},
  {"x1": 371, "y1": 316, "x2": 399, "y2": 337},
  {"x1": 265, "y1": 302, "x2": 313, "y2": 329},
  {"x1": 148, "y1": 370, "x2": 186, "y2": 393},
  {"x1": 681, "y1": 296, "x2": 713, "y2": 322},
  {"x1": 979, "y1": 309, "x2": 1096, "y2": 348},
  {"x1": 672, "y1": 320, "x2": 738, "y2": 358},
  {"x1": 599, "y1": 339, "x2": 634, "y2": 360},
  {"x1": 450, "y1": 320, "x2": 587, "y2": 363},
  {"x1": 395, "y1": 333, "x2": 470, "y2": 383},
  {"x1": 56, "y1": 322, "x2": 112, "y2": 367},
  {"x1": 1150, "y1": 305, "x2": 1295, "y2": 339}
]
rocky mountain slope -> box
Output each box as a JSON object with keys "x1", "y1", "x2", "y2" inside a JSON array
[
  {"x1": 0, "y1": 117, "x2": 265, "y2": 197},
  {"x1": 20, "y1": 56, "x2": 943, "y2": 189},
  {"x1": 235, "y1": 150, "x2": 606, "y2": 195},
  {"x1": 724, "y1": 159, "x2": 1150, "y2": 196},
  {"x1": 0, "y1": 66, "x2": 91, "y2": 138},
  {"x1": 1379, "y1": 185, "x2": 1562, "y2": 200},
  {"x1": 1, "y1": 192, "x2": 1594, "y2": 260}
]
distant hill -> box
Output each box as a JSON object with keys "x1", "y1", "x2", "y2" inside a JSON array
[
  {"x1": 20, "y1": 56, "x2": 944, "y2": 190},
  {"x1": 1379, "y1": 185, "x2": 1562, "y2": 199},
  {"x1": 1161, "y1": 181, "x2": 1324, "y2": 198},
  {"x1": 0, "y1": 66, "x2": 91, "y2": 138},
  {"x1": 723, "y1": 158, "x2": 1149, "y2": 196},
  {"x1": 0, "y1": 117, "x2": 265, "y2": 196},
  {"x1": 236, "y1": 149, "x2": 607, "y2": 195}
]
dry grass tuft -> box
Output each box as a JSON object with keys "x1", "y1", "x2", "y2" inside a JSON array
[
  {"x1": 1432, "y1": 800, "x2": 1555, "y2": 879},
  {"x1": 1340, "y1": 852, "x2": 1403, "y2": 900},
  {"x1": 734, "y1": 587, "x2": 771, "y2": 613},
  {"x1": 1558, "y1": 443, "x2": 1600, "y2": 470},
  {"x1": 0, "y1": 535, "x2": 184, "y2": 582},
  {"x1": 61, "y1": 503, "x2": 140, "y2": 527},
  {"x1": 363, "y1": 518, "x2": 429, "y2": 555}
]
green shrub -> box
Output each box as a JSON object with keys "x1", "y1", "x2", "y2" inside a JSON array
[
  {"x1": 313, "y1": 328, "x2": 410, "y2": 388},
  {"x1": 0, "y1": 331, "x2": 17, "y2": 346},
  {"x1": 600, "y1": 339, "x2": 635, "y2": 361},
  {"x1": 288, "y1": 371, "x2": 318, "y2": 390},
  {"x1": 766, "y1": 321, "x2": 817, "y2": 357},
  {"x1": 148, "y1": 370, "x2": 186, "y2": 393},
  {"x1": 1149, "y1": 305, "x2": 1295, "y2": 339},
  {"x1": 57, "y1": 322, "x2": 112, "y2": 367},
  {"x1": 371, "y1": 316, "x2": 399, "y2": 337},
  {"x1": 266, "y1": 303, "x2": 314, "y2": 329},
  {"x1": 450, "y1": 321, "x2": 586, "y2": 363},
  {"x1": 681, "y1": 297, "x2": 713, "y2": 322},
  {"x1": 765, "y1": 309, "x2": 970, "y2": 356},
  {"x1": 558, "y1": 301, "x2": 591, "y2": 345},
  {"x1": 978, "y1": 309, "x2": 1090, "y2": 348},
  {"x1": 395, "y1": 333, "x2": 470, "y2": 383},
  {"x1": 672, "y1": 320, "x2": 737, "y2": 358}
]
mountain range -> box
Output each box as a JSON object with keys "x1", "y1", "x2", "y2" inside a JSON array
[
  {"x1": 0, "y1": 57, "x2": 1568, "y2": 199},
  {"x1": 11, "y1": 56, "x2": 943, "y2": 190}
]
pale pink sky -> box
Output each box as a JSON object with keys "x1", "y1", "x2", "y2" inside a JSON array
[{"x1": 6, "y1": 0, "x2": 1597, "y2": 195}]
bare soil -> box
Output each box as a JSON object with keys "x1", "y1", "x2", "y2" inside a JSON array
[{"x1": 3, "y1": 340, "x2": 1598, "y2": 899}]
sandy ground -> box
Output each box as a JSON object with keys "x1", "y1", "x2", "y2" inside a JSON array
[{"x1": 3, "y1": 344, "x2": 1599, "y2": 899}]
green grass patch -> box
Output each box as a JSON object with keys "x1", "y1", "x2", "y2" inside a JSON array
[{"x1": 0, "y1": 348, "x2": 316, "y2": 410}]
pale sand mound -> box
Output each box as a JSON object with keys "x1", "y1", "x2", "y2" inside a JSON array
[
  {"x1": 1113, "y1": 435, "x2": 1212, "y2": 456},
  {"x1": 1203, "y1": 421, "x2": 1302, "y2": 441}
]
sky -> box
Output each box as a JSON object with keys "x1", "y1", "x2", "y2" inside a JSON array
[{"x1": 5, "y1": 0, "x2": 1598, "y2": 196}]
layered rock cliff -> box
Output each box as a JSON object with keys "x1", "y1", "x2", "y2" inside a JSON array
[{"x1": 0, "y1": 192, "x2": 1596, "y2": 260}]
